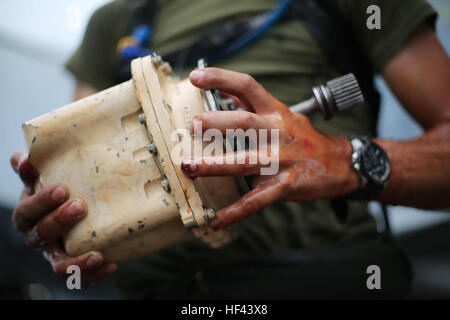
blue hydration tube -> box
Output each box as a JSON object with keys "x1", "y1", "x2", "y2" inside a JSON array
[
  {"x1": 208, "y1": 0, "x2": 293, "y2": 61},
  {"x1": 120, "y1": 0, "x2": 293, "y2": 64}
]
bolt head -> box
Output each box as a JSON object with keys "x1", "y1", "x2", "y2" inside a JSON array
[
  {"x1": 138, "y1": 113, "x2": 146, "y2": 124},
  {"x1": 205, "y1": 207, "x2": 216, "y2": 220},
  {"x1": 161, "y1": 179, "x2": 171, "y2": 193},
  {"x1": 147, "y1": 143, "x2": 157, "y2": 155},
  {"x1": 161, "y1": 62, "x2": 172, "y2": 75},
  {"x1": 152, "y1": 55, "x2": 163, "y2": 68}
]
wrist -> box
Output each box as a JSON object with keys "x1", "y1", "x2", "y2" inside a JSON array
[{"x1": 331, "y1": 136, "x2": 360, "y2": 196}]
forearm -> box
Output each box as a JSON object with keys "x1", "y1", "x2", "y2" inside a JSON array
[{"x1": 374, "y1": 121, "x2": 450, "y2": 209}]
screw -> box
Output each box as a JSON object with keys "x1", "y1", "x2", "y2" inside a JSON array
[
  {"x1": 147, "y1": 142, "x2": 157, "y2": 155},
  {"x1": 197, "y1": 59, "x2": 207, "y2": 69},
  {"x1": 205, "y1": 207, "x2": 216, "y2": 220},
  {"x1": 161, "y1": 62, "x2": 172, "y2": 75},
  {"x1": 138, "y1": 113, "x2": 146, "y2": 124},
  {"x1": 152, "y1": 55, "x2": 163, "y2": 68},
  {"x1": 161, "y1": 179, "x2": 171, "y2": 193}
]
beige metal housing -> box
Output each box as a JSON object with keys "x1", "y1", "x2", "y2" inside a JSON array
[{"x1": 22, "y1": 56, "x2": 240, "y2": 261}]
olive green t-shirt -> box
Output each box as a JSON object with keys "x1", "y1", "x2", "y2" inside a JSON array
[{"x1": 66, "y1": 0, "x2": 436, "y2": 297}]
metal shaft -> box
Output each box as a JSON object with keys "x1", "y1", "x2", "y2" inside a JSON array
[
  {"x1": 289, "y1": 97, "x2": 318, "y2": 115},
  {"x1": 289, "y1": 73, "x2": 364, "y2": 120}
]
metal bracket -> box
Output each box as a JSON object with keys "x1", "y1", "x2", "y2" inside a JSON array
[{"x1": 138, "y1": 112, "x2": 171, "y2": 193}]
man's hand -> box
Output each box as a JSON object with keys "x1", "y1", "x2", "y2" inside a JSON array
[
  {"x1": 184, "y1": 68, "x2": 359, "y2": 230},
  {"x1": 10, "y1": 151, "x2": 117, "y2": 286}
]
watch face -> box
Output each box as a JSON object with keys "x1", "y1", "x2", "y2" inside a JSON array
[{"x1": 360, "y1": 143, "x2": 391, "y2": 185}]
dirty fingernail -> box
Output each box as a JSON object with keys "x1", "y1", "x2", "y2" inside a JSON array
[
  {"x1": 86, "y1": 253, "x2": 102, "y2": 268},
  {"x1": 51, "y1": 186, "x2": 67, "y2": 202},
  {"x1": 190, "y1": 70, "x2": 205, "y2": 82},
  {"x1": 181, "y1": 158, "x2": 198, "y2": 175},
  {"x1": 68, "y1": 200, "x2": 84, "y2": 217}
]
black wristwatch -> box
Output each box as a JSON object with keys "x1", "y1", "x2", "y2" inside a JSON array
[{"x1": 345, "y1": 136, "x2": 391, "y2": 200}]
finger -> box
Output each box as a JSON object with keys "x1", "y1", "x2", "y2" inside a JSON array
[
  {"x1": 11, "y1": 151, "x2": 27, "y2": 172},
  {"x1": 218, "y1": 91, "x2": 251, "y2": 111},
  {"x1": 82, "y1": 263, "x2": 118, "y2": 287},
  {"x1": 20, "y1": 185, "x2": 35, "y2": 200},
  {"x1": 191, "y1": 111, "x2": 276, "y2": 134},
  {"x1": 43, "y1": 243, "x2": 105, "y2": 275},
  {"x1": 210, "y1": 179, "x2": 284, "y2": 230},
  {"x1": 181, "y1": 151, "x2": 265, "y2": 178},
  {"x1": 190, "y1": 68, "x2": 274, "y2": 114},
  {"x1": 11, "y1": 151, "x2": 39, "y2": 187},
  {"x1": 25, "y1": 199, "x2": 87, "y2": 248},
  {"x1": 12, "y1": 184, "x2": 69, "y2": 232}
]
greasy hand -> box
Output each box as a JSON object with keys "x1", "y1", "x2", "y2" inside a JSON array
[
  {"x1": 184, "y1": 68, "x2": 359, "y2": 230},
  {"x1": 10, "y1": 151, "x2": 116, "y2": 286}
]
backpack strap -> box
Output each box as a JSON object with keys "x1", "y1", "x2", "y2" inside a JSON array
[
  {"x1": 163, "y1": 0, "x2": 293, "y2": 71},
  {"x1": 117, "y1": 0, "x2": 380, "y2": 116}
]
